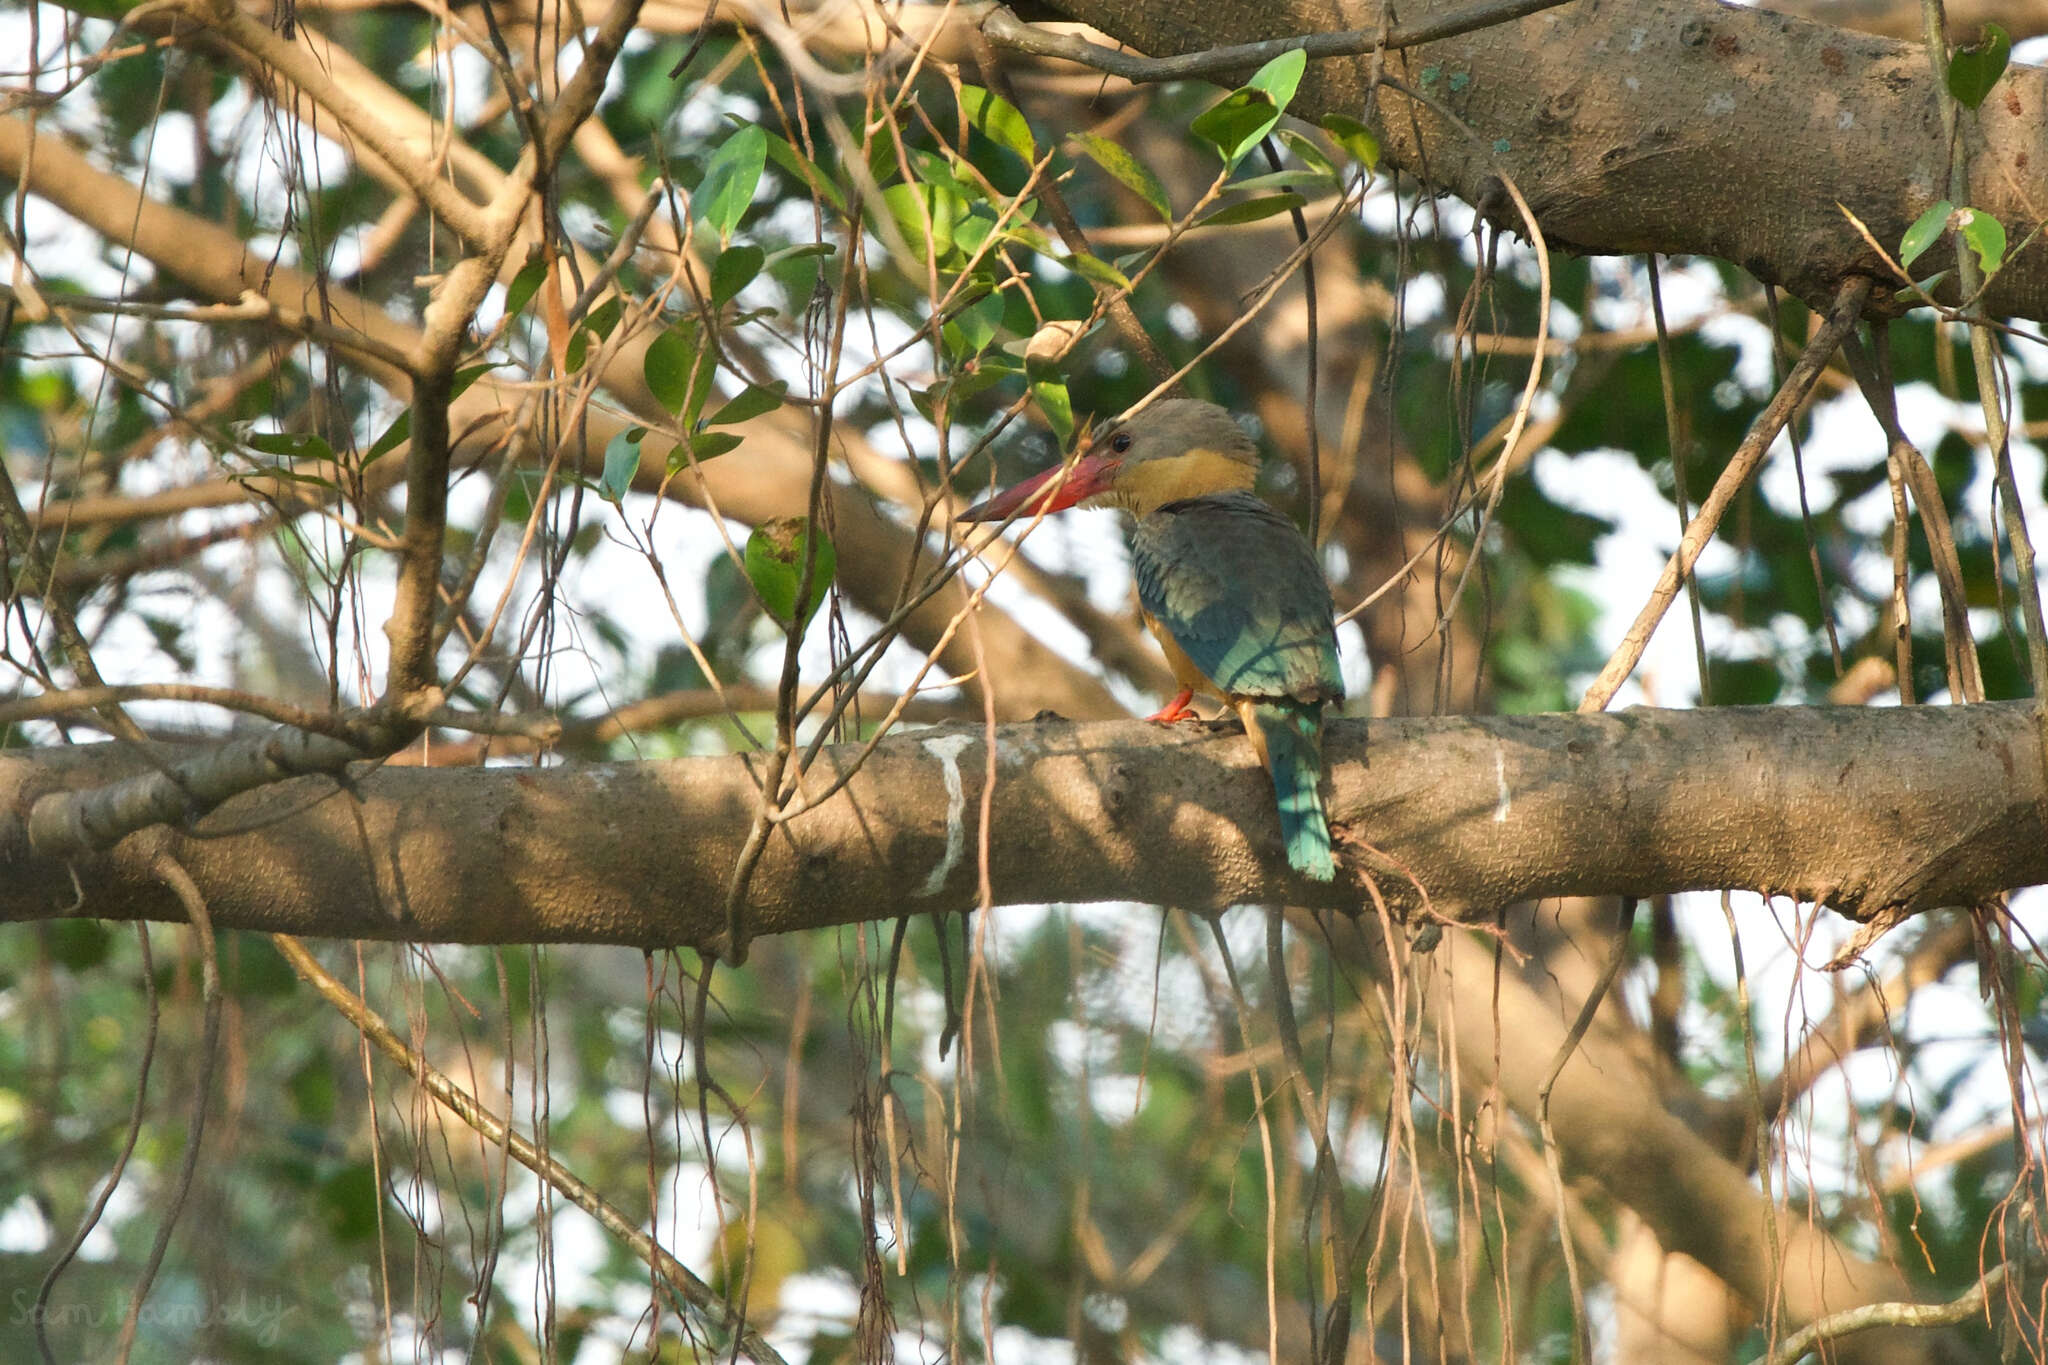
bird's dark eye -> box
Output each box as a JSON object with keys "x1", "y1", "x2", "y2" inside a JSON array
[{"x1": 1110, "y1": 432, "x2": 1133, "y2": 453}]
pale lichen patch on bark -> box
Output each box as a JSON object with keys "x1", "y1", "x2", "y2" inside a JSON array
[{"x1": 916, "y1": 732, "x2": 976, "y2": 897}]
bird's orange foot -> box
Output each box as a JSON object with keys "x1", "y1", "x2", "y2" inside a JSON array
[{"x1": 1146, "y1": 689, "x2": 1199, "y2": 724}]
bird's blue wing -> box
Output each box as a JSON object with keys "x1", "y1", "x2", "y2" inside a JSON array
[{"x1": 1132, "y1": 491, "x2": 1342, "y2": 704}]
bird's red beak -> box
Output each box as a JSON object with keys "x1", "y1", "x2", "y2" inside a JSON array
[{"x1": 956, "y1": 451, "x2": 1122, "y2": 523}]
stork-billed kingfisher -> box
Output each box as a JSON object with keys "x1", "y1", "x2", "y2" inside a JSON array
[{"x1": 958, "y1": 400, "x2": 1344, "y2": 880}]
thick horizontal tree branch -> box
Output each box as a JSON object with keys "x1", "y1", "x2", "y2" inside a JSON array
[
  {"x1": 2, "y1": 702, "x2": 2041, "y2": 942},
  {"x1": 1039, "y1": 0, "x2": 2048, "y2": 319},
  {"x1": 982, "y1": 0, "x2": 1581, "y2": 80},
  {"x1": 1770, "y1": 0, "x2": 2048, "y2": 44}
]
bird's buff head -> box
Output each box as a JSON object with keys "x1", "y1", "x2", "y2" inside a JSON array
[{"x1": 956, "y1": 399, "x2": 1258, "y2": 523}]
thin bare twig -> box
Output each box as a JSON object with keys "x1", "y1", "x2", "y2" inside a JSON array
[
  {"x1": 1841, "y1": 330, "x2": 1986, "y2": 702},
  {"x1": 34, "y1": 924, "x2": 157, "y2": 1365},
  {"x1": 1579, "y1": 275, "x2": 1872, "y2": 713},
  {"x1": 266, "y1": 935, "x2": 791, "y2": 1365},
  {"x1": 1536, "y1": 896, "x2": 1636, "y2": 1364},
  {"x1": 113, "y1": 852, "x2": 221, "y2": 1365},
  {"x1": 1917, "y1": 0, "x2": 2048, "y2": 782},
  {"x1": 0, "y1": 682, "x2": 364, "y2": 738}
]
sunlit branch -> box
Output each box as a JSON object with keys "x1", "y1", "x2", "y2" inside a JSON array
[
  {"x1": 1751, "y1": 1259, "x2": 2016, "y2": 1365},
  {"x1": 981, "y1": 0, "x2": 1583, "y2": 83},
  {"x1": 0, "y1": 683, "x2": 365, "y2": 738},
  {"x1": 7, "y1": 701, "x2": 2043, "y2": 933}
]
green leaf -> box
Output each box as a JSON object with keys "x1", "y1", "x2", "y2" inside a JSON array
[
  {"x1": 761, "y1": 131, "x2": 847, "y2": 216},
  {"x1": 866, "y1": 134, "x2": 902, "y2": 190},
  {"x1": 690, "y1": 430, "x2": 745, "y2": 461},
  {"x1": 879, "y1": 182, "x2": 960, "y2": 266},
  {"x1": 364, "y1": 410, "x2": 411, "y2": 465},
  {"x1": 710, "y1": 244, "x2": 765, "y2": 308},
  {"x1": 646, "y1": 329, "x2": 719, "y2": 428},
  {"x1": 1197, "y1": 192, "x2": 1307, "y2": 227},
  {"x1": 1946, "y1": 23, "x2": 2011, "y2": 110},
  {"x1": 644, "y1": 326, "x2": 698, "y2": 414},
  {"x1": 954, "y1": 210, "x2": 998, "y2": 260},
  {"x1": 1027, "y1": 363, "x2": 1074, "y2": 446},
  {"x1": 1225, "y1": 168, "x2": 1333, "y2": 194},
  {"x1": 765, "y1": 242, "x2": 837, "y2": 270},
  {"x1": 708, "y1": 380, "x2": 787, "y2": 427},
  {"x1": 1900, "y1": 201, "x2": 1952, "y2": 269},
  {"x1": 1001, "y1": 221, "x2": 1057, "y2": 257},
  {"x1": 600, "y1": 427, "x2": 644, "y2": 502},
  {"x1": 1191, "y1": 88, "x2": 1281, "y2": 169},
  {"x1": 745, "y1": 516, "x2": 837, "y2": 631},
  {"x1": 247, "y1": 431, "x2": 336, "y2": 463},
  {"x1": 681, "y1": 345, "x2": 720, "y2": 428},
  {"x1": 567, "y1": 297, "x2": 623, "y2": 372},
  {"x1": 1246, "y1": 48, "x2": 1307, "y2": 115},
  {"x1": 1189, "y1": 47, "x2": 1308, "y2": 170},
  {"x1": 912, "y1": 148, "x2": 978, "y2": 203},
  {"x1": 452, "y1": 362, "x2": 499, "y2": 398},
  {"x1": 959, "y1": 85, "x2": 1037, "y2": 165},
  {"x1": 503, "y1": 252, "x2": 547, "y2": 319},
  {"x1": 913, "y1": 357, "x2": 1021, "y2": 420},
  {"x1": 1318, "y1": 114, "x2": 1380, "y2": 170},
  {"x1": 1062, "y1": 251, "x2": 1133, "y2": 292},
  {"x1": 943, "y1": 290, "x2": 1005, "y2": 359},
  {"x1": 584, "y1": 296, "x2": 625, "y2": 340},
  {"x1": 698, "y1": 125, "x2": 768, "y2": 244},
  {"x1": 1957, "y1": 207, "x2": 2006, "y2": 276},
  {"x1": 1068, "y1": 132, "x2": 1171, "y2": 220},
  {"x1": 1276, "y1": 129, "x2": 1337, "y2": 178}
]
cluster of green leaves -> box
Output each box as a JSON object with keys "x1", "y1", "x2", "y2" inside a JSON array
[{"x1": 1896, "y1": 25, "x2": 2019, "y2": 296}]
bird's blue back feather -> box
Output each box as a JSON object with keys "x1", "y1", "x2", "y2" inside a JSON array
[{"x1": 1131, "y1": 492, "x2": 1342, "y2": 704}]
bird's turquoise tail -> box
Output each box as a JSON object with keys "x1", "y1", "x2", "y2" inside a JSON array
[{"x1": 1247, "y1": 701, "x2": 1335, "y2": 881}]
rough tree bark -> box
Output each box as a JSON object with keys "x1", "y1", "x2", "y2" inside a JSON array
[
  {"x1": 4, "y1": 701, "x2": 2041, "y2": 941},
  {"x1": 1774, "y1": 0, "x2": 2048, "y2": 42},
  {"x1": 1037, "y1": 0, "x2": 2048, "y2": 321}
]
